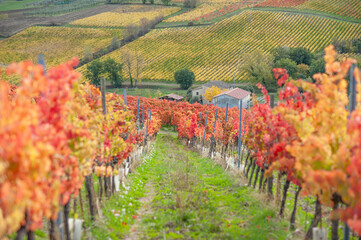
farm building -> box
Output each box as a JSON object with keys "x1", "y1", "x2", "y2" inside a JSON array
[
  {"x1": 191, "y1": 81, "x2": 232, "y2": 103},
  {"x1": 159, "y1": 93, "x2": 184, "y2": 102},
  {"x1": 212, "y1": 88, "x2": 251, "y2": 108}
]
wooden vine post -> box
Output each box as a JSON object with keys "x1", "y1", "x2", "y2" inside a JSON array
[
  {"x1": 267, "y1": 94, "x2": 274, "y2": 200},
  {"x1": 136, "y1": 98, "x2": 140, "y2": 130},
  {"x1": 142, "y1": 105, "x2": 145, "y2": 129},
  {"x1": 237, "y1": 101, "x2": 243, "y2": 168},
  {"x1": 209, "y1": 109, "x2": 218, "y2": 158},
  {"x1": 202, "y1": 111, "x2": 209, "y2": 151}
]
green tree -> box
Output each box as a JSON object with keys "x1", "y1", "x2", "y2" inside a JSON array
[
  {"x1": 184, "y1": 0, "x2": 197, "y2": 8},
  {"x1": 296, "y1": 64, "x2": 311, "y2": 79},
  {"x1": 289, "y1": 47, "x2": 313, "y2": 65},
  {"x1": 174, "y1": 68, "x2": 195, "y2": 90},
  {"x1": 161, "y1": 0, "x2": 171, "y2": 5},
  {"x1": 271, "y1": 46, "x2": 290, "y2": 62},
  {"x1": 240, "y1": 50, "x2": 276, "y2": 92},
  {"x1": 274, "y1": 58, "x2": 298, "y2": 78},
  {"x1": 85, "y1": 59, "x2": 103, "y2": 86},
  {"x1": 103, "y1": 58, "x2": 123, "y2": 87},
  {"x1": 310, "y1": 58, "x2": 325, "y2": 80}
]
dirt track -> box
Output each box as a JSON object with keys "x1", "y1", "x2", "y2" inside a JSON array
[{"x1": 0, "y1": 4, "x2": 121, "y2": 37}]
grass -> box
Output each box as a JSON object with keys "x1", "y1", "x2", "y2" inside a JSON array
[
  {"x1": 0, "y1": 0, "x2": 39, "y2": 12},
  {"x1": 135, "y1": 135, "x2": 289, "y2": 239},
  {"x1": 108, "y1": 87, "x2": 188, "y2": 98}
]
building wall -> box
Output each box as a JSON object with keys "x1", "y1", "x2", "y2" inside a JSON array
[{"x1": 212, "y1": 94, "x2": 250, "y2": 108}]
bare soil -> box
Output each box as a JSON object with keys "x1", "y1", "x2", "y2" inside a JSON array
[{"x1": 0, "y1": 4, "x2": 121, "y2": 37}]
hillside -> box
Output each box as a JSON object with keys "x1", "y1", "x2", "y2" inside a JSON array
[
  {"x1": 77, "y1": 9, "x2": 361, "y2": 82},
  {"x1": 1, "y1": 0, "x2": 361, "y2": 84}
]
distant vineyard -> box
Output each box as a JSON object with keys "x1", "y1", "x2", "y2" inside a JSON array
[
  {"x1": 70, "y1": 7, "x2": 181, "y2": 27},
  {"x1": 296, "y1": 0, "x2": 361, "y2": 20},
  {"x1": 0, "y1": 26, "x2": 122, "y2": 67},
  {"x1": 78, "y1": 10, "x2": 361, "y2": 82},
  {"x1": 165, "y1": 4, "x2": 225, "y2": 22},
  {"x1": 165, "y1": 0, "x2": 263, "y2": 23},
  {"x1": 25, "y1": 0, "x2": 104, "y2": 16},
  {"x1": 255, "y1": 0, "x2": 307, "y2": 7}
]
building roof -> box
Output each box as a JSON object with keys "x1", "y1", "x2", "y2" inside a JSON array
[
  {"x1": 159, "y1": 93, "x2": 184, "y2": 101},
  {"x1": 203, "y1": 80, "x2": 231, "y2": 89},
  {"x1": 213, "y1": 88, "x2": 251, "y2": 100}
]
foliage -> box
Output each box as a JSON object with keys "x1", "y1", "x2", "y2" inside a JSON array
[
  {"x1": 274, "y1": 58, "x2": 298, "y2": 78},
  {"x1": 184, "y1": 0, "x2": 198, "y2": 8},
  {"x1": 85, "y1": 59, "x2": 103, "y2": 86},
  {"x1": 204, "y1": 86, "x2": 228, "y2": 102},
  {"x1": 310, "y1": 57, "x2": 325, "y2": 79},
  {"x1": 271, "y1": 46, "x2": 291, "y2": 62},
  {"x1": 240, "y1": 49, "x2": 276, "y2": 92},
  {"x1": 174, "y1": 68, "x2": 195, "y2": 90},
  {"x1": 289, "y1": 47, "x2": 314, "y2": 65},
  {"x1": 161, "y1": 0, "x2": 171, "y2": 6},
  {"x1": 103, "y1": 58, "x2": 123, "y2": 87},
  {"x1": 296, "y1": 64, "x2": 311, "y2": 79},
  {"x1": 332, "y1": 37, "x2": 361, "y2": 54}
]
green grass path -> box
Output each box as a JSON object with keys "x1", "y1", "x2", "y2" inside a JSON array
[
  {"x1": 90, "y1": 134, "x2": 289, "y2": 239},
  {"x1": 129, "y1": 135, "x2": 288, "y2": 239}
]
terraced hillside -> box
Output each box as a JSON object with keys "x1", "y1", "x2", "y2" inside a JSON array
[{"x1": 78, "y1": 10, "x2": 361, "y2": 82}]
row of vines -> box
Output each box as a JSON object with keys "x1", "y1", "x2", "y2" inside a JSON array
[
  {"x1": 0, "y1": 58, "x2": 162, "y2": 239},
  {"x1": 2, "y1": 45, "x2": 361, "y2": 239},
  {"x1": 122, "y1": 46, "x2": 361, "y2": 239}
]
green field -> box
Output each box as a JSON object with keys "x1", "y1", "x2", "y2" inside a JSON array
[{"x1": 0, "y1": 0, "x2": 39, "y2": 12}]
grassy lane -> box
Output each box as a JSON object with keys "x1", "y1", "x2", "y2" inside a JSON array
[{"x1": 134, "y1": 135, "x2": 289, "y2": 240}]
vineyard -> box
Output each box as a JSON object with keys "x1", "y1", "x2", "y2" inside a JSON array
[
  {"x1": 2, "y1": 0, "x2": 361, "y2": 238},
  {"x1": 295, "y1": 0, "x2": 361, "y2": 20},
  {"x1": 164, "y1": 0, "x2": 263, "y2": 23},
  {"x1": 70, "y1": 6, "x2": 180, "y2": 28},
  {"x1": 77, "y1": 10, "x2": 361, "y2": 83},
  {"x1": 2, "y1": 46, "x2": 361, "y2": 239},
  {"x1": 0, "y1": 26, "x2": 122, "y2": 67}
]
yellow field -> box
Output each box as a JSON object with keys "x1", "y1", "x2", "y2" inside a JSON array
[
  {"x1": 70, "y1": 7, "x2": 181, "y2": 28},
  {"x1": 77, "y1": 10, "x2": 361, "y2": 83},
  {"x1": 165, "y1": 4, "x2": 225, "y2": 22},
  {"x1": 0, "y1": 26, "x2": 122, "y2": 67}
]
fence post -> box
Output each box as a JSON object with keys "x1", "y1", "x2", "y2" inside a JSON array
[
  {"x1": 123, "y1": 89, "x2": 127, "y2": 106},
  {"x1": 237, "y1": 101, "x2": 243, "y2": 168},
  {"x1": 198, "y1": 112, "x2": 202, "y2": 127},
  {"x1": 101, "y1": 78, "x2": 107, "y2": 115},
  {"x1": 344, "y1": 64, "x2": 356, "y2": 240},
  {"x1": 202, "y1": 111, "x2": 209, "y2": 150},
  {"x1": 38, "y1": 54, "x2": 46, "y2": 73},
  {"x1": 209, "y1": 109, "x2": 218, "y2": 157},
  {"x1": 225, "y1": 103, "x2": 229, "y2": 123},
  {"x1": 136, "y1": 98, "x2": 140, "y2": 130},
  {"x1": 142, "y1": 105, "x2": 145, "y2": 129},
  {"x1": 349, "y1": 64, "x2": 356, "y2": 112}
]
